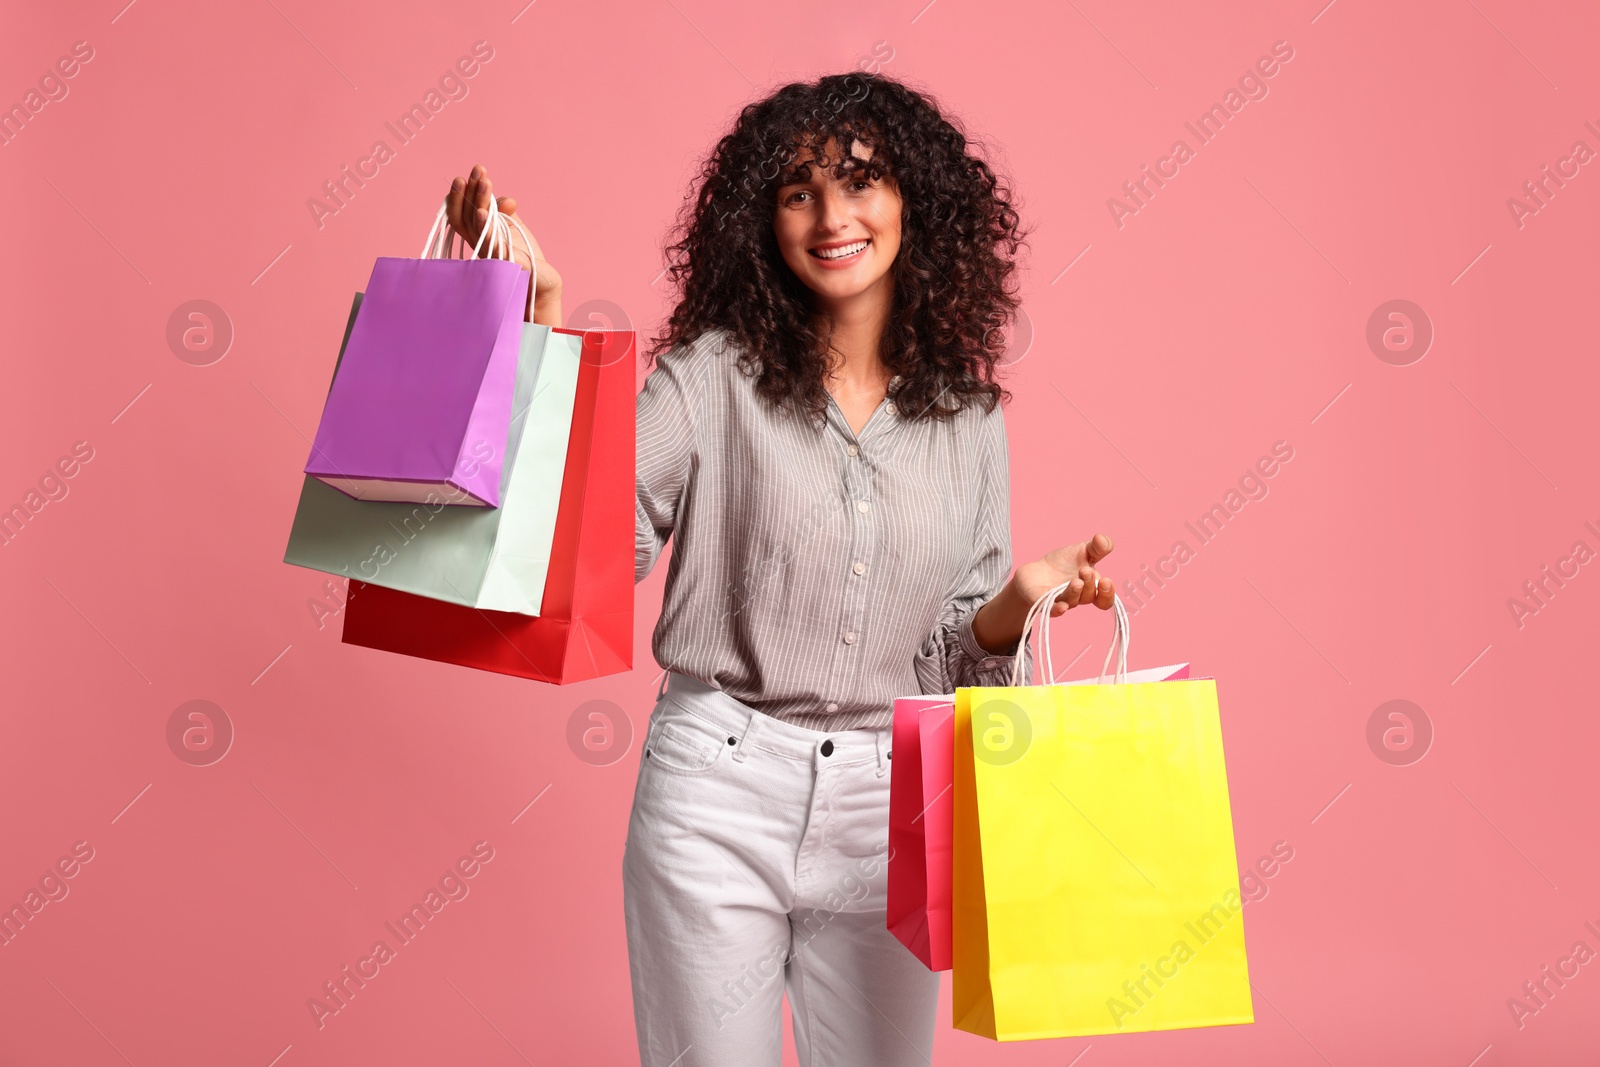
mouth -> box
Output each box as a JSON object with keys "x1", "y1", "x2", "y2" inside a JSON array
[{"x1": 808, "y1": 238, "x2": 870, "y2": 264}]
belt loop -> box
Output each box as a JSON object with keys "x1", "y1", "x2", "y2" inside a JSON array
[
  {"x1": 732, "y1": 706, "x2": 762, "y2": 763},
  {"x1": 875, "y1": 730, "x2": 889, "y2": 777},
  {"x1": 657, "y1": 670, "x2": 670, "y2": 702}
]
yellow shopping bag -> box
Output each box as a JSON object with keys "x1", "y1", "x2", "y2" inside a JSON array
[{"x1": 952, "y1": 584, "x2": 1253, "y2": 1040}]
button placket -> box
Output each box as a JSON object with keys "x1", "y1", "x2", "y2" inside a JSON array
[
  {"x1": 836, "y1": 427, "x2": 874, "y2": 697},
  {"x1": 848, "y1": 448, "x2": 873, "y2": 672}
]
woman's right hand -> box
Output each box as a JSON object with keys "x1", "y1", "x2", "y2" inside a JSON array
[{"x1": 446, "y1": 163, "x2": 564, "y2": 325}]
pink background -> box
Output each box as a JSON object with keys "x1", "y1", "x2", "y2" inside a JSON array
[{"x1": 2, "y1": 0, "x2": 1596, "y2": 1064}]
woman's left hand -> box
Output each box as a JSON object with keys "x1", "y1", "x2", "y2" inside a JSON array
[{"x1": 1012, "y1": 533, "x2": 1116, "y2": 617}]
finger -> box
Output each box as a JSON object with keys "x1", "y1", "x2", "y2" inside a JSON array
[
  {"x1": 1085, "y1": 532, "x2": 1114, "y2": 565},
  {"x1": 492, "y1": 198, "x2": 520, "y2": 259},
  {"x1": 1066, "y1": 577, "x2": 1086, "y2": 608},
  {"x1": 464, "y1": 164, "x2": 483, "y2": 231},
  {"x1": 463, "y1": 168, "x2": 487, "y2": 245},
  {"x1": 468, "y1": 166, "x2": 490, "y2": 240},
  {"x1": 1077, "y1": 565, "x2": 1100, "y2": 607},
  {"x1": 1095, "y1": 576, "x2": 1116, "y2": 610},
  {"x1": 446, "y1": 176, "x2": 466, "y2": 235},
  {"x1": 470, "y1": 174, "x2": 494, "y2": 255},
  {"x1": 475, "y1": 167, "x2": 492, "y2": 218}
]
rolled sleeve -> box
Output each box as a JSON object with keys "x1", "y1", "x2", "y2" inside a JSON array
[{"x1": 954, "y1": 609, "x2": 1027, "y2": 673}]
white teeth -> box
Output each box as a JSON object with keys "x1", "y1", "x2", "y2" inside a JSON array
[{"x1": 815, "y1": 240, "x2": 869, "y2": 260}]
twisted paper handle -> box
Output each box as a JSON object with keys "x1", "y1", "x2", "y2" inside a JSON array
[
  {"x1": 418, "y1": 195, "x2": 539, "y2": 297},
  {"x1": 1007, "y1": 582, "x2": 1130, "y2": 688}
]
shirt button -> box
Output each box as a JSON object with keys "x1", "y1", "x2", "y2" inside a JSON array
[
  {"x1": 846, "y1": 444, "x2": 859, "y2": 457},
  {"x1": 856, "y1": 500, "x2": 869, "y2": 513},
  {"x1": 843, "y1": 632, "x2": 856, "y2": 644},
  {"x1": 885, "y1": 402, "x2": 896, "y2": 415},
  {"x1": 825, "y1": 702, "x2": 839, "y2": 713},
  {"x1": 852, "y1": 561, "x2": 866, "y2": 575}
]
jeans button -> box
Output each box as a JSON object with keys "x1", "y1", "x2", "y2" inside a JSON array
[{"x1": 820, "y1": 739, "x2": 834, "y2": 757}]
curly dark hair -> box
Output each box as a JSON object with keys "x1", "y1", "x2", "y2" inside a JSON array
[{"x1": 648, "y1": 71, "x2": 1030, "y2": 426}]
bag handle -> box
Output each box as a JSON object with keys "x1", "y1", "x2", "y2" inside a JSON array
[
  {"x1": 1008, "y1": 582, "x2": 1130, "y2": 688},
  {"x1": 422, "y1": 193, "x2": 502, "y2": 259},
  {"x1": 418, "y1": 196, "x2": 540, "y2": 294}
]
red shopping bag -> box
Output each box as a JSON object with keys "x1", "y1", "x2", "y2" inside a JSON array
[
  {"x1": 339, "y1": 327, "x2": 634, "y2": 684},
  {"x1": 888, "y1": 662, "x2": 1191, "y2": 971}
]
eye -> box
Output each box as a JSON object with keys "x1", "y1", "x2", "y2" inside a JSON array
[{"x1": 783, "y1": 190, "x2": 812, "y2": 205}]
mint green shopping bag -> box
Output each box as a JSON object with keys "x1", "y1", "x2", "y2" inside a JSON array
[{"x1": 283, "y1": 292, "x2": 581, "y2": 615}]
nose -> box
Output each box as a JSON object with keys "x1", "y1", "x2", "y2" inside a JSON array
[{"x1": 813, "y1": 184, "x2": 853, "y2": 235}]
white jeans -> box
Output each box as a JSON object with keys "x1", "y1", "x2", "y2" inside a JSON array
[{"x1": 623, "y1": 671, "x2": 940, "y2": 1066}]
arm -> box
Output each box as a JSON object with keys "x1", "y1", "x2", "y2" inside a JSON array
[
  {"x1": 440, "y1": 167, "x2": 704, "y2": 583},
  {"x1": 442, "y1": 165, "x2": 563, "y2": 325},
  {"x1": 914, "y1": 402, "x2": 1119, "y2": 692},
  {"x1": 911, "y1": 403, "x2": 1037, "y2": 693},
  {"x1": 635, "y1": 341, "x2": 704, "y2": 583},
  {"x1": 970, "y1": 534, "x2": 1117, "y2": 659},
  {"x1": 529, "y1": 286, "x2": 561, "y2": 327}
]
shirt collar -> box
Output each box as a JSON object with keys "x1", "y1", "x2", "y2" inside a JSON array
[{"x1": 825, "y1": 374, "x2": 903, "y2": 445}]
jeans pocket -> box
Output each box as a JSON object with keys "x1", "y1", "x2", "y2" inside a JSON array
[{"x1": 643, "y1": 705, "x2": 725, "y2": 776}]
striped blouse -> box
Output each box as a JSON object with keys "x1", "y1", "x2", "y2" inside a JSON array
[{"x1": 634, "y1": 328, "x2": 1035, "y2": 732}]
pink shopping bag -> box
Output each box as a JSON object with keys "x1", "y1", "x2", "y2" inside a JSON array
[
  {"x1": 888, "y1": 662, "x2": 1192, "y2": 971},
  {"x1": 887, "y1": 694, "x2": 958, "y2": 971}
]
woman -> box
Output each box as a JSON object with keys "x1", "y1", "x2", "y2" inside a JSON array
[{"x1": 444, "y1": 71, "x2": 1116, "y2": 1067}]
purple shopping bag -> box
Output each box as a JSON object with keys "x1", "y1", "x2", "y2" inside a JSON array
[{"x1": 304, "y1": 197, "x2": 532, "y2": 507}]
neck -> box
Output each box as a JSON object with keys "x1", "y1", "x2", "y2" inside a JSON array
[{"x1": 815, "y1": 275, "x2": 893, "y2": 387}]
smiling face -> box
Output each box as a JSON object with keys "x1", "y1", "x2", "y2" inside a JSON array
[{"x1": 772, "y1": 137, "x2": 903, "y2": 315}]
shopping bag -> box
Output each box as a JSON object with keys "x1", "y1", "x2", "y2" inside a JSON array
[
  {"x1": 888, "y1": 695, "x2": 957, "y2": 971},
  {"x1": 304, "y1": 196, "x2": 532, "y2": 507},
  {"x1": 284, "y1": 289, "x2": 580, "y2": 614},
  {"x1": 889, "y1": 664, "x2": 1189, "y2": 972},
  {"x1": 953, "y1": 585, "x2": 1252, "y2": 1039},
  {"x1": 338, "y1": 326, "x2": 635, "y2": 685}
]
